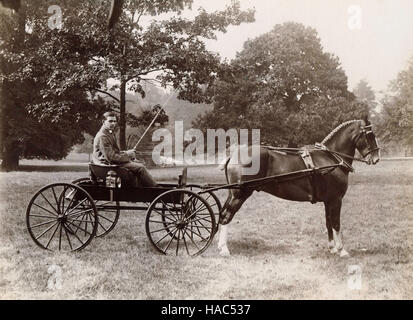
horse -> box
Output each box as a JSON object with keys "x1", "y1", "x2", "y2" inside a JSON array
[{"x1": 217, "y1": 117, "x2": 380, "y2": 257}]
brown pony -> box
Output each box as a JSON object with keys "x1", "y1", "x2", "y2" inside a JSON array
[{"x1": 217, "y1": 117, "x2": 380, "y2": 257}]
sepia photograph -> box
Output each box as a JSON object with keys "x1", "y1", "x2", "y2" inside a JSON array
[{"x1": 0, "y1": 0, "x2": 412, "y2": 302}]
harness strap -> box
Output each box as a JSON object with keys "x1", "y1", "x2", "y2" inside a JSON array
[
  {"x1": 314, "y1": 143, "x2": 355, "y2": 172},
  {"x1": 300, "y1": 150, "x2": 318, "y2": 204},
  {"x1": 300, "y1": 149, "x2": 314, "y2": 169}
]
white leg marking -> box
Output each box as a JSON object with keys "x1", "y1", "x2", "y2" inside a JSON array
[
  {"x1": 218, "y1": 224, "x2": 230, "y2": 256},
  {"x1": 340, "y1": 248, "x2": 349, "y2": 257},
  {"x1": 333, "y1": 228, "x2": 343, "y2": 250},
  {"x1": 332, "y1": 228, "x2": 350, "y2": 257}
]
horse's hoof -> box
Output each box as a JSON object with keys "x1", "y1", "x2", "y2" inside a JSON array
[
  {"x1": 328, "y1": 241, "x2": 335, "y2": 249},
  {"x1": 219, "y1": 247, "x2": 231, "y2": 257},
  {"x1": 340, "y1": 249, "x2": 349, "y2": 258},
  {"x1": 330, "y1": 247, "x2": 338, "y2": 254}
]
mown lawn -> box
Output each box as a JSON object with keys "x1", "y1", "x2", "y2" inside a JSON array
[{"x1": 0, "y1": 160, "x2": 412, "y2": 299}]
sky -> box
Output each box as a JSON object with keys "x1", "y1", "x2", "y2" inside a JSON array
[{"x1": 186, "y1": 0, "x2": 413, "y2": 95}]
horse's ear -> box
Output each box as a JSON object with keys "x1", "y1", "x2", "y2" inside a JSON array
[{"x1": 362, "y1": 114, "x2": 370, "y2": 125}]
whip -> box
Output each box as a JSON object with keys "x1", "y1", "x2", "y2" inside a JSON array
[{"x1": 133, "y1": 90, "x2": 176, "y2": 151}]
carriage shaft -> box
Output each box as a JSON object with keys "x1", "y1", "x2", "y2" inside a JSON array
[{"x1": 198, "y1": 163, "x2": 342, "y2": 193}]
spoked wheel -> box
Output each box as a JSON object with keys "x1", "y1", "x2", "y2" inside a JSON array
[
  {"x1": 159, "y1": 201, "x2": 178, "y2": 240},
  {"x1": 72, "y1": 177, "x2": 120, "y2": 237},
  {"x1": 186, "y1": 185, "x2": 222, "y2": 234},
  {"x1": 145, "y1": 189, "x2": 216, "y2": 256},
  {"x1": 26, "y1": 183, "x2": 98, "y2": 252}
]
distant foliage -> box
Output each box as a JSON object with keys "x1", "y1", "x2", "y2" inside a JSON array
[
  {"x1": 377, "y1": 57, "x2": 413, "y2": 149},
  {"x1": 353, "y1": 79, "x2": 378, "y2": 119}
]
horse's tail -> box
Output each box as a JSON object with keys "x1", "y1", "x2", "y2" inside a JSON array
[
  {"x1": 218, "y1": 145, "x2": 235, "y2": 185},
  {"x1": 223, "y1": 156, "x2": 231, "y2": 184},
  {"x1": 218, "y1": 155, "x2": 232, "y2": 225},
  {"x1": 218, "y1": 155, "x2": 229, "y2": 170}
]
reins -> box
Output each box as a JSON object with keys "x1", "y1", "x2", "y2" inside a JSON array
[
  {"x1": 313, "y1": 143, "x2": 369, "y2": 164},
  {"x1": 263, "y1": 121, "x2": 380, "y2": 167}
]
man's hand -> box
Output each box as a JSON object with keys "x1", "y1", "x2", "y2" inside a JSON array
[{"x1": 125, "y1": 149, "x2": 136, "y2": 159}]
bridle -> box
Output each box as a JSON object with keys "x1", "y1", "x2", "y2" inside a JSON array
[
  {"x1": 316, "y1": 124, "x2": 380, "y2": 166},
  {"x1": 353, "y1": 125, "x2": 380, "y2": 158}
]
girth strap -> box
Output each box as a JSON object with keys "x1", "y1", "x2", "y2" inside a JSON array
[{"x1": 300, "y1": 150, "x2": 318, "y2": 204}]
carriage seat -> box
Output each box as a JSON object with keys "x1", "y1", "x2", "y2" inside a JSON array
[
  {"x1": 178, "y1": 167, "x2": 187, "y2": 187},
  {"x1": 88, "y1": 163, "x2": 135, "y2": 187}
]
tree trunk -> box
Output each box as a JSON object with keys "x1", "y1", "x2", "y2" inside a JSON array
[
  {"x1": 0, "y1": 1, "x2": 25, "y2": 172},
  {"x1": 1, "y1": 146, "x2": 21, "y2": 171},
  {"x1": 119, "y1": 79, "x2": 126, "y2": 149}
]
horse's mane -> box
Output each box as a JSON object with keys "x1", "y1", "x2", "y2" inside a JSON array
[{"x1": 321, "y1": 120, "x2": 361, "y2": 144}]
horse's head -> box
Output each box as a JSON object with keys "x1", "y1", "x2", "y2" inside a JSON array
[{"x1": 353, "y1": 117, "x2": 380, "y2": 165}]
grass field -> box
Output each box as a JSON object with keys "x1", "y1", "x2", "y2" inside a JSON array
[{"x1": 0, "y1": 160, "x2": 412, "y2": 299}]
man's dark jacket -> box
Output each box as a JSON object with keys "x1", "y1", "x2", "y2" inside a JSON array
[{"x1": 93, "y1": 126, "x2": 130, "y2": 164}]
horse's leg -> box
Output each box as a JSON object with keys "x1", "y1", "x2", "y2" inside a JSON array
[
  {"x1": 218, "y1": 224, "x2": 230, "y2": 256},
  {"x1": 219, "y1": 189, "x2": 252, "y2": 225},
  {"x1": 329, "y1": 199, "x2": 349, "y2": 257},
  {"x1": 217, "y1": 188, "x2": 253, "y2": 256},
  {"x1": 324, "y1": 202, "x2": 335, "y2": 251},
  {"x1": 217, "y1": 191, "x2": 233, "y2": 256}
]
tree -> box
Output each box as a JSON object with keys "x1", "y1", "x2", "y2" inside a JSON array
[
  {"x1": 195, "y1": 22, "x2": 368, "y2": 146},
  {"x1": 88, "y1": 0, "x2": 254, "y2": 149},
  {"x1": 377, "y1": 58, "x2": 413, "y2": 148},
  {"x1": 353, "y1": 79, "x2": 378, "y2": 119},
  {"x1": 0, "y1": 0, "x2": 21, "y2": 11},
  {"x1": 0, "y1": 0, "x2": 255, "y2": 170},
  {"x1": 0, "y1": 1, "x2": 110, "y2": 170}
]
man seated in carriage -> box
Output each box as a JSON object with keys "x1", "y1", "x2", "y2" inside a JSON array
[{"x1": 92, "y1": 111, "x2": 158, "y2": 187}]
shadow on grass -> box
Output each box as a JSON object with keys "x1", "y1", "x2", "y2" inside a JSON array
[
  {"x1": 17, "y1": 164, "x2": 88, "y2": 172},
  {"x1": 349, "y1": 245, "x2": 411, "y2": 262},
  {"x1": 229, "y1": 238, "x2": 293, "y2": 256}
]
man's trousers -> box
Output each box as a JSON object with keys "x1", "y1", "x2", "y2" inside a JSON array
[{"x1": 120, "y1": 161, "x2": 158, "y2": 187}]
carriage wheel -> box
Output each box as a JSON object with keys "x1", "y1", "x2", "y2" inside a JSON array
[
  {"x1": 26, "y1": 183, "x2": 98, "y2": 252},
  {"x1": 159, "y1": 201, "x2": 178, "y2": 240},
  {"x1": 186, "y1": 185, "x2": 222, "y2": 233},
  {"x1": 72, "y1": 177, "x2": 120, "y2": 237},
  {"x1": 145, "y1": 189, "x2": 216, "y2": 256}
]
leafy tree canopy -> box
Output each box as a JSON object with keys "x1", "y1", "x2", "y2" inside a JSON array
[
  {"x1": 195, "y1": 22, "x2": 368, "y2": 146},
  {"x1": 0, "y1": 0, "x2": 255, "y2": 170},
  {"x1": 0, "y1": 1, "x2": 109, "y2": 170}
]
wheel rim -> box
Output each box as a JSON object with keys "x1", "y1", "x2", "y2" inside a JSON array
[
  {"x1": 26, "y1": 183, "x2": 98, "y2": 252},
  {"x1": 72, "y1": 178, "x2": 120, "y2": 238},
  {"x1": 94, "y1": 200, "x2": 120, "y2": 237},
  {"x1": 145, "y1": 190, "x2": 215, "y2": 256},
  {"x1": 187, "y1": 185, "x2": 222, "y2": 233}
]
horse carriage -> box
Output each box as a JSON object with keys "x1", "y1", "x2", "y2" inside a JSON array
[
  {"x1": 26, "y1": 118, "x2": 380, "y2": 257},
  {"x1": 26, "y1": 164, "x2": 223, "y2": 256}
]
